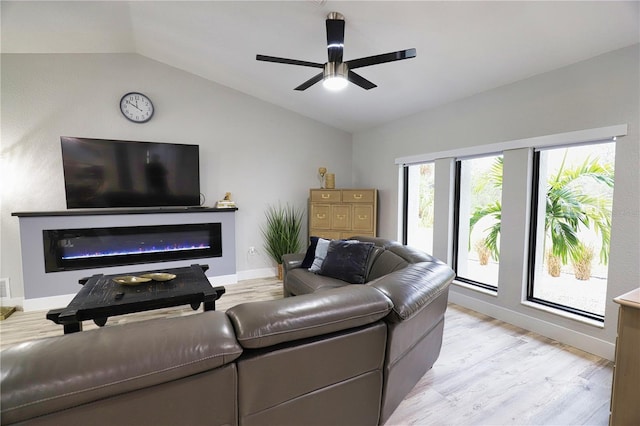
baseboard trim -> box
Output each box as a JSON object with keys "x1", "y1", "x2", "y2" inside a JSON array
[
  {"x1": 23, "y1": 294, "x2": 75, "y2": 312},
  {"x1": 449, "y1": 291, "x2": 615, "y2": 361},
  {"x1": 207, "y1": 274, "x2": 238, "y2": 286},
  {"x1": 237, "y1": 267, "x2": 277, "y2": 281}
]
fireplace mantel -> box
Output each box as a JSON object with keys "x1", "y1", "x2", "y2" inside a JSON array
[
  {"x1": 12, "y1": 207, "x2": 238, "y2": 217},
  {"x1": 13, "y1": 208, "x2": 237, "y2": 311}
]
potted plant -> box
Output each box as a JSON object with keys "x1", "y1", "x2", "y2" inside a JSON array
[
  {"x1": 546, "y1": 251, "x2": 562, "y2": 277},
  {"x1": 572, "y1": 243, "x2": 594, "y2": 281},
  {"x1": 474, "y1": 238, "x2": 491, "y2": 266},
  {"x1": 261, "y1": 203, "x2": 303, "y2": 280}
]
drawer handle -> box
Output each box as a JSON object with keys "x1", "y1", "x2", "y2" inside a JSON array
[
  {"x1": 358, "y1": 215, "x2": 368, "y2": 220},
  {"x1": 336, "y1": 214, "x2": 346, "y2": 220},
  {"x1": 321, "y1": 194, "x2": 330, "y2": 199},
  {"x1": 316, "y1": 214, "x2": 326, "y2": 219},
  {"x1": 353, "y1": 194, "x2": 363, "y2": 199}
]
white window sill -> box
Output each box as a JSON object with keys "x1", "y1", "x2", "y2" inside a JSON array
[
  {"x1": 453, "y1": 279, "x2": 498, "y2": 297},
  {"x1": 520, "y1": 300, "x2": 605, "y2": 329}
]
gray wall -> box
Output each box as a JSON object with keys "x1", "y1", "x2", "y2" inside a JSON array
[
  {"x1": 1, "y1": 53, "x2": 353, "y2": 299},
  {"x1": 352, "y1": 45, "x2": 639, "y2": 359}
]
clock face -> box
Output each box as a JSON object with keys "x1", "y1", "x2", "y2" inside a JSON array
[{"x1": 120, "y1": 92, "x2": 154, "y2": 123}]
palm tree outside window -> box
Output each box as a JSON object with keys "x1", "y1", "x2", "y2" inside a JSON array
[
  {"x1": 454, "y1": 154, "x2": 504, "y2": 289},
  {"x1": 527, "y1": 142, "x2": 615, "y2": 320}
]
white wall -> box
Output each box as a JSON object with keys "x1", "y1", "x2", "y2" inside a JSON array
[
  {"x1": 352, "y1": 45, "x2": 640, "y2": 359},
  {"x1": 0, "y1": 53, "x2": 353, "y2": 300}
]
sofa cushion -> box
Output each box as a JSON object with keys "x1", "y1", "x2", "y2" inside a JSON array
[
  {"x1": 300, "y1": 236, "x2": 319, "y2": 269},
  {"x1": 388, "y1": 244, "x2": 439, "y2": 264},
  {"x1": 285, "y1": 268, "x2": 350, "y2": 295},
  {"x1": 0, "y1": 311, "x2": 242, "y2": 425},
  {"x1": 226, "y1": 285, "x2": 393, "y2": 349},
  {"x1": 319, "y1": 240, "x2": 375, "y2": 284},
  {"x1": 308, "y1": 238, "x2": 331, "y2": 272},
  {"x1": 368, "y1": 261, "x2": 455, "y2": 322},
  {"x1": 367, "y1": 249, "x2": 410, "y2": 281}
]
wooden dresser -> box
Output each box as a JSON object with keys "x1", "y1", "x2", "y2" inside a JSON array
[
  {"x1": 610, "y1": 287, "x2": 640, "y2": 425},
  {"x1": 308, "y1": 189, "x2": 377, "y2": 240}
]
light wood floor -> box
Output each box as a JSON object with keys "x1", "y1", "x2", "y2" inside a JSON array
[{"x1": 0, "y1": 278, "x2": 613, "y2": 425}]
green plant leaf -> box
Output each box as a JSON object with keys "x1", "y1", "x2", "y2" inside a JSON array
[{"x1": 260, "y1": 203, "x2": 304, "y2": 265}]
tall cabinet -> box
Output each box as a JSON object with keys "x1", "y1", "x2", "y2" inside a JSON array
[
  {"x1": 609, "y1": 288, "x2": 640, "y2": 425},
  {"x1": 308, "y1": 189, "x2": 377, "y2": 240}
]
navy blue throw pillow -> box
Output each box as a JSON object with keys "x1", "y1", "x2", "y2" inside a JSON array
[
  {"x1": 319, "y1": 240, "x2": 375, "y2": 284},
  {"x1": 301, "y1": 236, "x2": 320, "y2": 269}
]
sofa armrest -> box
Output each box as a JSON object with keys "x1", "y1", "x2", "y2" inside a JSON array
[
  {"x1": 226, "y1": 285, "x2": 393, "y2": 349},
  {"x1": 367, "y1": 261, "x2": 455, "y2": 323},
  {"x1": 0, "y1": 311, "x2": 242, "y2": 425},
  {"x1": 282, "y1": 252, "x2": 305, "y2": 275}
]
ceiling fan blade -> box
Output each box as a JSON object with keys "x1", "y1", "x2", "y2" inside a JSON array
[
  {"x1": 346, "y1": 48, "x2": 416, "y2": 70},
  {"x1": 256, "y1": 54, "x2": 324, "y2": 68},
  {"x1": 348, "y1": 71, "x2": 377, "y2": 90},
  {"x1": 326, "y1": 18, "x2": 345, "y2": 63},
  {"x1": 294, "y1": 72, "x2": 324, "y2": 91}
]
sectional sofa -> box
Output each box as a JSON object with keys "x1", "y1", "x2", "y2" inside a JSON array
[{"x1": 1, "y1": 237, "x2": 454, "y2": 425}]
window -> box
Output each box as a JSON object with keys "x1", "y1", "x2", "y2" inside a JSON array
[
  {"x1": 453, "y1": 154, "x2": 503, "y2": 289},
  {"x1": 528, "y1": 142, "x2": 615, "y2": 320},
  {"x1": 404, "y1": 163, "x2": 435, "y2": 253}
]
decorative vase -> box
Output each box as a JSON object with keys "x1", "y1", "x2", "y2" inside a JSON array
[
  {"x1": 546, "y1": 253, "x2": 561, "y2": 277},
  {"x1": 277, "y1": 263, "x2": 283, "y2": 281},
  {"x1": 318, "y1": 167, "x2": 327, "y2": 188},
  {"x1": 325, "y1": 173, "x2": 335, "y2": 189}
]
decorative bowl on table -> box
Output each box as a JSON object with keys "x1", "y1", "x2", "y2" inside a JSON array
[
  {"x1": 139, "y1": 273, "x2": 177, "y2": 282},
  {"x1": 113, "y1": 276, "x2": 152, "y2": 286}
]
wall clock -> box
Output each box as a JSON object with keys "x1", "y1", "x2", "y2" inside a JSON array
[{"x1": 120, "y1": 92, "x2": 154, "y2": 123}]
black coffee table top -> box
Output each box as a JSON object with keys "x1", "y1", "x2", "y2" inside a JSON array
[{"x1": 47, "y1": 264, "x2": 225, "y2": 332}]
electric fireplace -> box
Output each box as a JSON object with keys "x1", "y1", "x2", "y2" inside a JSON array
[{"x1": 43, "y1": 223, "x2": 222, "y2": 273}]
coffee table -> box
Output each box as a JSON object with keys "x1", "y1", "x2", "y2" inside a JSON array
[{"x1": 47, "y1": 264, "x2": 225, "y2": 334}]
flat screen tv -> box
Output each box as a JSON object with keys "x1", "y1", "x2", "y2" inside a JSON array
[{"x1": 60, "y1": 136, "x2": 201, "y2": 209}]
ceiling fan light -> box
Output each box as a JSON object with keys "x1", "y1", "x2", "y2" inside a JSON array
[
  {"x1": 323, "y1": 62, "x2": 348, "y2": 91},
  {"x1": 323, "y1": 76, "x2": 348, "y2": 91}
]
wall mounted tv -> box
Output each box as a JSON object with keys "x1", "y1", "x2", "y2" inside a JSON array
[{"x1": 61, "y1": 136, "x2": 201, "y2": 209}]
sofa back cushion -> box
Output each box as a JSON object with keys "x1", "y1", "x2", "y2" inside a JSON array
[
  {"x1": 226, "y1": 285, "x2": 393, "y2": 349},
  {"x1": 367, "y1": 249, "x2": 409, "y2": 281},
  {"x1": 367, "y1": 261, "x2": 455, "y2": 323},
  {"x1": 388, "y1": 244, "x2": 439, "y2": 264},
  {"x1": 0, "y1": 312, "x2": 242, "y2": 425}
]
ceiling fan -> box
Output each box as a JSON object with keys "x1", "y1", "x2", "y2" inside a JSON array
[{"x1": 256, "y1": 12, "x2": 416, "y2": 91}]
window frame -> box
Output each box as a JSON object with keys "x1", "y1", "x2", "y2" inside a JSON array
[
  {"x1": 451, "y1": 156, "x2": 501, "y2": 292},
  {"x1": 525, "y1": 145, "x2": 613, "y2": 323}
]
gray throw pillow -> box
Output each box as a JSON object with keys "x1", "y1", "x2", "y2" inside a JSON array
[{"x1": 308, "y1": 238, "x2": 331, "y2": 272}]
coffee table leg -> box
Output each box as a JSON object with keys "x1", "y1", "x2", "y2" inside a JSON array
[
  {"x1": 94, "y1": 317, "x2": 108, "y2": 327},
  {"x1": 203, "y1": 300, "x2": 215, "y2": 311},
  {"x1": 63, "y1": 322, "x2": 83, "y2": 334}
]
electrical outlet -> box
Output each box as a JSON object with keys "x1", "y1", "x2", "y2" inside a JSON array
[
  {"x1": 0, "y1": 278, "x2": 10, "y2": 299},
  {"x1": 248, "y1": 246, "x2": 258, "y2": 256}
]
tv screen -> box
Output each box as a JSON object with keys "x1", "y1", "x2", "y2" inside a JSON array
[{"x1": 60, "y1": 137, "x2": 201, "y2": 209}]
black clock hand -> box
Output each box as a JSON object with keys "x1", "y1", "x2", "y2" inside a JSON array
[{"x1": 127, "y1": 100, "x2": 142, "y2": 112}]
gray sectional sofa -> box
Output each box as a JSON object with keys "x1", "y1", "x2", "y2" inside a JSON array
[
  {"x1": 283, "y1": 236, "x2": 456, "y2": 423},
  {"x1": 1, "y1": 237, "x2": 454, "y2": 426}
]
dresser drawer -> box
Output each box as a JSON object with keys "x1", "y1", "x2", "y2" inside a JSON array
[
  {"x1": 331, "y1": 205, "x2": 351, "y2": 229},
  {"x1": 342, "y1": 190, "x2": 375, "y2": 203},
  {"x1": 310, "y1": 204, "x2": 332, "y2": 229},
  {"x1": 310, "y1": 189, "x2": 341, "y2": 203},
  {"x1": 352, "y1": 205, "x2": 374, "y2": 232}
]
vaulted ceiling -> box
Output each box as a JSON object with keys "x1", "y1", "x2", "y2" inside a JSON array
[{"x1": 2, "y1": 1, "x2": 639, "y2": 132}]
